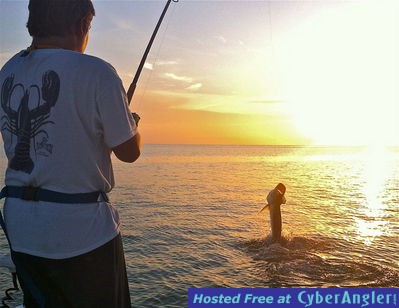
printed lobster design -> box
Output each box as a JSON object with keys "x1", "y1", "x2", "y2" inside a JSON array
[{"x1": 1, "y1": 71, "x2": 60, "y2": 174}]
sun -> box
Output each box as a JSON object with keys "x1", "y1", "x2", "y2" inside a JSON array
[{"x1": 276, "y1": 1, "x2": 398, "y2": 146}]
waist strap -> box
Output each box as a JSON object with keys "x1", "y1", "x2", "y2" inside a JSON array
[{"x1": 0, "y1": 186, "x2": 109, "y2": 203}]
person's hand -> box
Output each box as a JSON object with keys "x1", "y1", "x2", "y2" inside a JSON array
[{"x1": 132, "y1": 112, "x2": 140, "y2": 126}]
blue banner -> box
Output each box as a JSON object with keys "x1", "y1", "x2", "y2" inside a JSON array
[{"x1": 188, "y1": 288, "x2": 398, "y2": 307}]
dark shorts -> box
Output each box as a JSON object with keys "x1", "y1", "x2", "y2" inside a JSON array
[{"x1": 11, "y1": 234, "x2": 131, "y2": 308}]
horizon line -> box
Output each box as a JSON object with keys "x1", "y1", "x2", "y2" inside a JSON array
[{"x1": 142, "y1": 143, "x2": 399, "y2": 148}]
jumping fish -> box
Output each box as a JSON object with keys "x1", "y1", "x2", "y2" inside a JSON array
[{"x1": 259, "y1": 183, "x2": 286, "y2": 243}]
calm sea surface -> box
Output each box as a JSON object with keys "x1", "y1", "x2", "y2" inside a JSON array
[{"x1": 1, "y1": 145, "x2": 398, "y2": 307}]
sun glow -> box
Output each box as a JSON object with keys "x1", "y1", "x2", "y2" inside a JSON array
[
  {"x1": 277, "y1": 2, "x2": 398, "y2": 146},
  {"x1": 355, "y1": 146, "x2": 394, "y2": 245}
]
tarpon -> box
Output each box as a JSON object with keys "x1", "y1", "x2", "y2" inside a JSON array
[{"x1": 259, "y1": 183, "x2": 286, "y2": 243}]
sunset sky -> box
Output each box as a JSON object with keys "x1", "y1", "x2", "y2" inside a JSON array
[{"x1": 1, "y1": 0, "x2": 398, "y2": 146}]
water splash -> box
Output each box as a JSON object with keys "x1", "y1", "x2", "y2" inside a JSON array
[{"x1": 239, "y1": 235, "x2": 399, "y2": 287}]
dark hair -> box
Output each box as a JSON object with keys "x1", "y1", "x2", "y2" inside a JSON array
[{"x1": 27, "y1": 0, "x2": 95, "y2": 38}]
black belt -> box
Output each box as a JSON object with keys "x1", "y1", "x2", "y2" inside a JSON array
[
  {"x1": 0, "y1": 185, "x2": 109, "y2": 259},
  {"x1": 0, "y1": 186, "x2": 109, "y2": 203}
]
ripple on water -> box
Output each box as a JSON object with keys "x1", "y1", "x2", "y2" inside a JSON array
[{"x1": 239, "y1": 235, "x2": 399, "y2": 288}]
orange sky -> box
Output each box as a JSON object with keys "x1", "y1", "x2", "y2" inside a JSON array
[
  {"x1": 1, "y1": 1, "x2": 398, "y2": 146},
  {"x1": 135, "y1": 92, "x2": 310, "y2": 145},
  {"x1": 122, "y1": 1, "x2": 398, "y2": 146}
]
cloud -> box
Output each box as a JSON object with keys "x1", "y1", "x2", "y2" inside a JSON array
[
  {"x1": 163, "y1": 72, "x2": 203, "y2": 93},
  {"x1": 144, "y1": 62, "x2": 153, "y2": 70},
  {"x1": 215, "y1": 35, "x2": 227, "y2": 44},
  {"x1": 247, "y1": 99, "x2": 285, "y2": 104},
  {"x1": 186, "y1": 83, "x2": 203, "y2": 91},
  {"x1": 157, "y1": 60, "x2": 178, "y2": 66},
  {"x1": 164, "y1": 73, "x2": 193, "y2": 83}
]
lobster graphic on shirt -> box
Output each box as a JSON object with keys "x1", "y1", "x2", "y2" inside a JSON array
[{"x1": 1, "y1": 71, "x2": 60, "y2": 174}]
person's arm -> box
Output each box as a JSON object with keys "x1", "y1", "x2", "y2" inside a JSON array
[{"x1": 112, "y1": 132, "x2": 141, "y2": 163}]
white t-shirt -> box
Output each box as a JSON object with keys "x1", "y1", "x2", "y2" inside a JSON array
[{"x1": 0, "y1": 49, "x2": 137, "y2": 259}]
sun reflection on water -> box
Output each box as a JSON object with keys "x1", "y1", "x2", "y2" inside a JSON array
[{"x1": 356, "y1": 146, "x2": 394, "y2": 245}]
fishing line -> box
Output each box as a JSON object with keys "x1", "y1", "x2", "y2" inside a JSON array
[
  {"x1": 135, "y1": 0, "x2": 179, "y2": 112},
  {"x1": 266, "y1": 0, "x2": 276, "y2": 85},
  {"x1": 127, "y1": 0, "x2": 179, "y2": 107},
  {"x1": 267, "y1": 0, "x2": 274, "y2": 50}
]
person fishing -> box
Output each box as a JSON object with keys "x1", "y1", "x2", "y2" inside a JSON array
[
  {"x1": 260, "y1": 183, "x2": 286, "y2": 243},
  {"x1": 0, "y1": 0, "x2": 141, "y2": 306}
]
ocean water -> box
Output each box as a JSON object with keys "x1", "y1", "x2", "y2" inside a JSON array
[{"x1": 0, "y1": 145, "x2": 398, "y2": 307}]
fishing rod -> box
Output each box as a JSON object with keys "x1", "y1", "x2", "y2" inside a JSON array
[{"x1": 127, "y1": 0, "x2": 179, "y2": 106}]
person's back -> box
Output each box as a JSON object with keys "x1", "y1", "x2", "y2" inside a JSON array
[
  {"x1": 2, "y1": 49, "x2": 133, "y2": 193},
  {"x1": 0, "y1": 1, "x2": 140, "y2": 306},
  {"x1": 1, "y1": 48, "x2": 136, "y2": 259}
]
